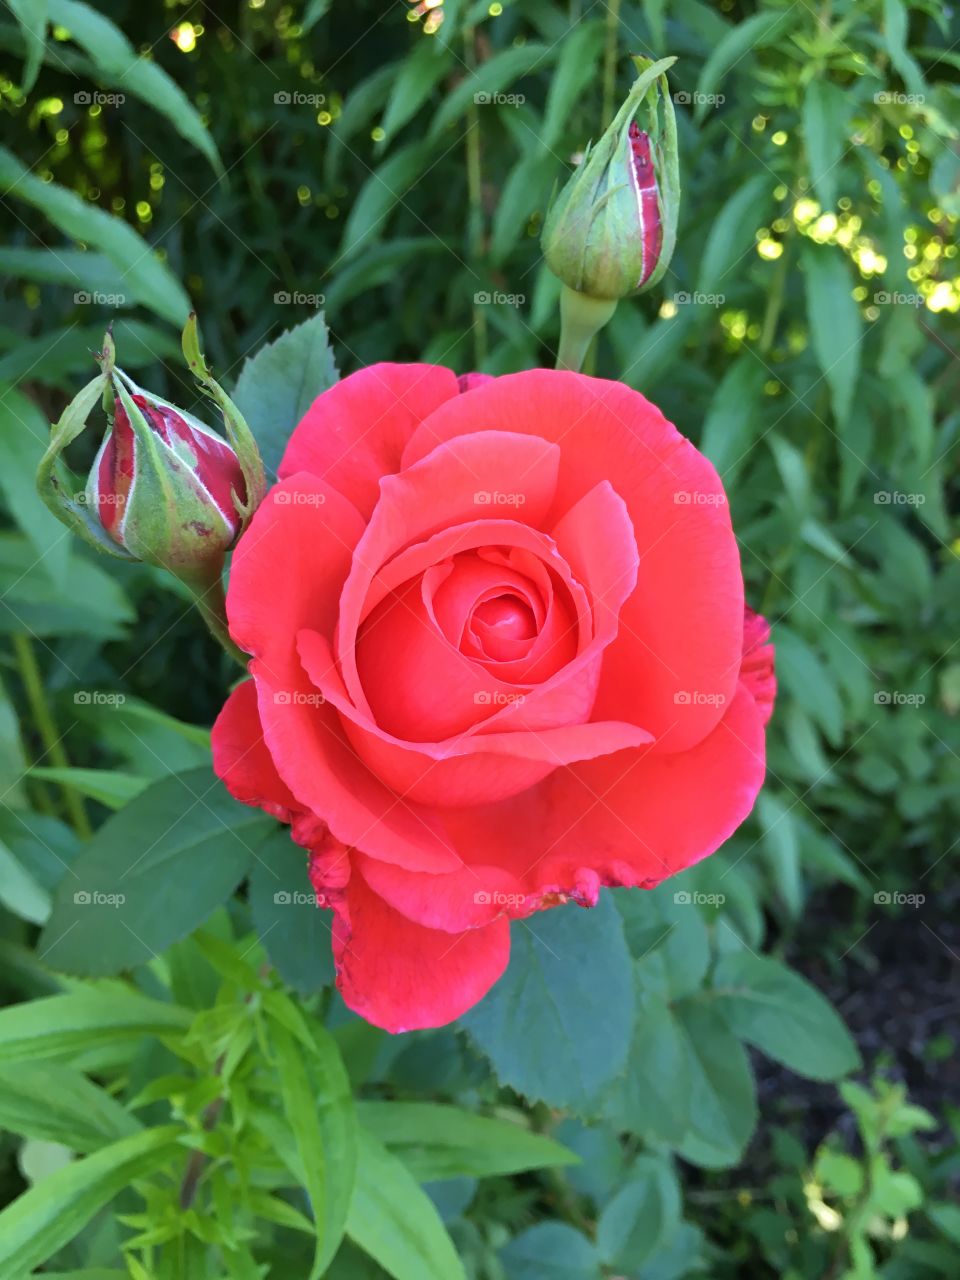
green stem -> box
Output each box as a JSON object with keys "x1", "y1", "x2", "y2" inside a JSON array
[
  {"x1": 602, "y1": 0, "x2": 622, "y2": 128},
  {"x1": 179, "y1": 567, "x2": 248, "y2": 668},
  {"x1": 464, "y1": 26, "x2": 488, "y2": 369},
  {"x1": 759, "y1": 243, "x2": 790, "y2": 355},
  {"x1": 13, "y1": 634, "x2": 92, "y2": 839},
  {"x1": 555, "y1": 287, "x2": 618, "y2": 372},
  {"x1": 543, "y1": 1166, "x2": 595, "y2": 1236}
]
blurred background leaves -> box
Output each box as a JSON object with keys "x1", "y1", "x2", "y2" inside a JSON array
[{"x1": 0, "y1": 0, "x2": 958, "y2": 1276}]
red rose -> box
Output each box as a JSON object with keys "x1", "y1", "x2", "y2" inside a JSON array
[{"x1": 213, "y1": 365, "x2": 774, "y2": 1032}]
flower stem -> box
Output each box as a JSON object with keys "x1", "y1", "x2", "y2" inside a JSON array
[
  {"x1": 179, "y1": 567, "x2": 248, "y2": 668},
  {"x1": 465, "y1": 25, "x2": 488, "y2": 369},
  {"x1": 759, "y1": 242, "x2": 790, "y2": 354},
  {"x1": 13, "y1": 634, "x2": 92, "y2": 839},
  {"x1": 555, "y1": 287, "x2": 618, "y2": 372}
]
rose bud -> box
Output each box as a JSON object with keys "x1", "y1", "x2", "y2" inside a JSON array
[
  {"x1": 37, "y1": 320, "x2": 266, "y2": 663},
  {"x1": 543, "y1": 55, "x2": 681, "y2": 370},
  {"x1": 543, "y1": 55, "x2": 679, "y2": 302},
  {"x1": 87, "y1": 383, "x2": 247, "y2": 573}
]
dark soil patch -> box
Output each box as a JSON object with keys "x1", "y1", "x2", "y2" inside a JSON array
[{"x1": 760, "y1": 884, "x2": 960, "y2": 1149}]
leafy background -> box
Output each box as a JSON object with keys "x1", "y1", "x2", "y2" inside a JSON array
[{"x1": 0, "y1": 0, "x2": 958, "y2": 1276}]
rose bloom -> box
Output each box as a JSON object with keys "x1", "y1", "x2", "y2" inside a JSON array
[{"x1": 213, "y1": 366, "x2": 775, "y2": 1032}]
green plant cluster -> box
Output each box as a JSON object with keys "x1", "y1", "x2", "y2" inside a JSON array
[{"x1": 0, "y1": 0, "x2": 957, "y2": 1276}]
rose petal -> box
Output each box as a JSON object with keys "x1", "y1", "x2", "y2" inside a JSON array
[
  {"x1": 457, "y1": 372, "x2": 494, "y2": 393},
  {"x1": 356, "y1": 573, "x2": 508, "y2": 741},
  {"x1": 441, "y1": 681, "x2": 766, "y2": 896},
  {"x1": 226, "y1": 472, "x2": 366, "y2": 678},
  {"x1": 278, "y1": 363, "x2": 460, "y2": 518},
  {"x1": 335, "y1": 431, "x2": 561, "y2": 716},
  {"x1": 401, "y1": 370, "x2": 743, "y2": 752},
  {"x1": 251, "y1": 663, "x2": 461, "y2": 872},
  {"x1": 432, "y1": 554, "x2": 545, "y2": 655},
  {"x1": 362, "y1": 522, "x2": 590, "y2": 686},
  {"x1": 333, "y1": 865, "x2": 510, "y2": 1032},
  {"x1": 212, "y1": 679, "x2": 302, "y2": 824},
  {"x1": 298, "y1": 627, "x2": 652, "y2": 806},
  {"x1": 352, "y1": 531, "x2": 583, "y2": 742},
  {"x1": 457, "y1": 549, "x2": 579, "y2": 682},
  {"x1": 550, "y1": 479, "x2": 638, "y2": 647},
  {"x1": 740, "y1": 606, "x2": 776, "y2": 725},
  {"x1": 225, "y1": 472, "x2": 460, "y2": 873},
  {"x1": 356, "y1": 853, "x2": 527, "y2": 931}
]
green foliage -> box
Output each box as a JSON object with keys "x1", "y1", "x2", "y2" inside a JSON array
[
  {"x1": 735, "y1": 1079, "x2": 942, "y2": 1279},
  {"x1": 500, "y1": 1222, "x2": 602, "y2": 1278},
  {"x1": 0, "y1": 1126, "x2": 183, "y2": 1275},
  {"x1": 47, "y1": 0, "x2": 222, "y2": 175},
  {"x1": 354, "y1": 1101, "x2": 577, "y2": 1179},
  {"x1": 0, "y1": 989, "x2": 192, "y2": 1063},
  {"x1": 462, "y1": 896, "x2": 635, "y2": 1112},
  {"x1": 596, "y1": 1155, "x2": 681, "y2": 1270},
  {"x1": 712, "y1": 951, "x2": 860, "y2": 1080},
  {"x1": 346, "y1": 1129, "x2": 468, "y2": 1280},
  {"x1": 0, "y1": 0, "x2": 956, "y2": 1275},
  {"x1": 0, "y1": 148, "x2": 190, "y2": 326},
  {"x1": 232, "y1": 314, "x2": 339, "y2": 480},
  {"x1": 248, "y1": 830, "x2": 335, "y2": 995},
  {"x1": 39, "y1": 768, "x2": 276, "y2": 974},
  {"x1": 269, "y1": 1012, "x2": 356, "y2": 1275}
]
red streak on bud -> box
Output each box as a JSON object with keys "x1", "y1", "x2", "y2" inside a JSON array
[
  {"x1": 97, "y1": 401, "x2": 135, "y2": 536},
  {"x1": 629, "y1": 122, "x2": 663, "y2": 287},
  {"x1": 97, "y1": 394, "x2": 246, "y2": 540}
]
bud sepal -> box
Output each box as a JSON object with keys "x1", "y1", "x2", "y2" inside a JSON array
[
  {"x1": 542, "y1": 55, "x2": 679, "y2": 304},
  {"x1": 89, "y1": 371, "x2": 249, "y2": 575},
  {"x1": 36, "y1": 332, "x2": 135, "y2": 561},
  {"x1": 181, "y1": 313, "x2": 268, "y2": 523},
  {"x1": 36, "y1": 319, "x2": 268, "y2": 666}
]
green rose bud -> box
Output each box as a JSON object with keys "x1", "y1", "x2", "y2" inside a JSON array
[
  {"x1": 37, "y1": 318, "x2": 267, "y2": 664},
  {"x1": 86, "y1": 376, "x2": 247, "y2": 573},
  {"x1": 544, "y1": 56, "x2": 681, "y2": 373},
  {"x1": 543, "y1": 55, "x2": 680, "y2": 302}
]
